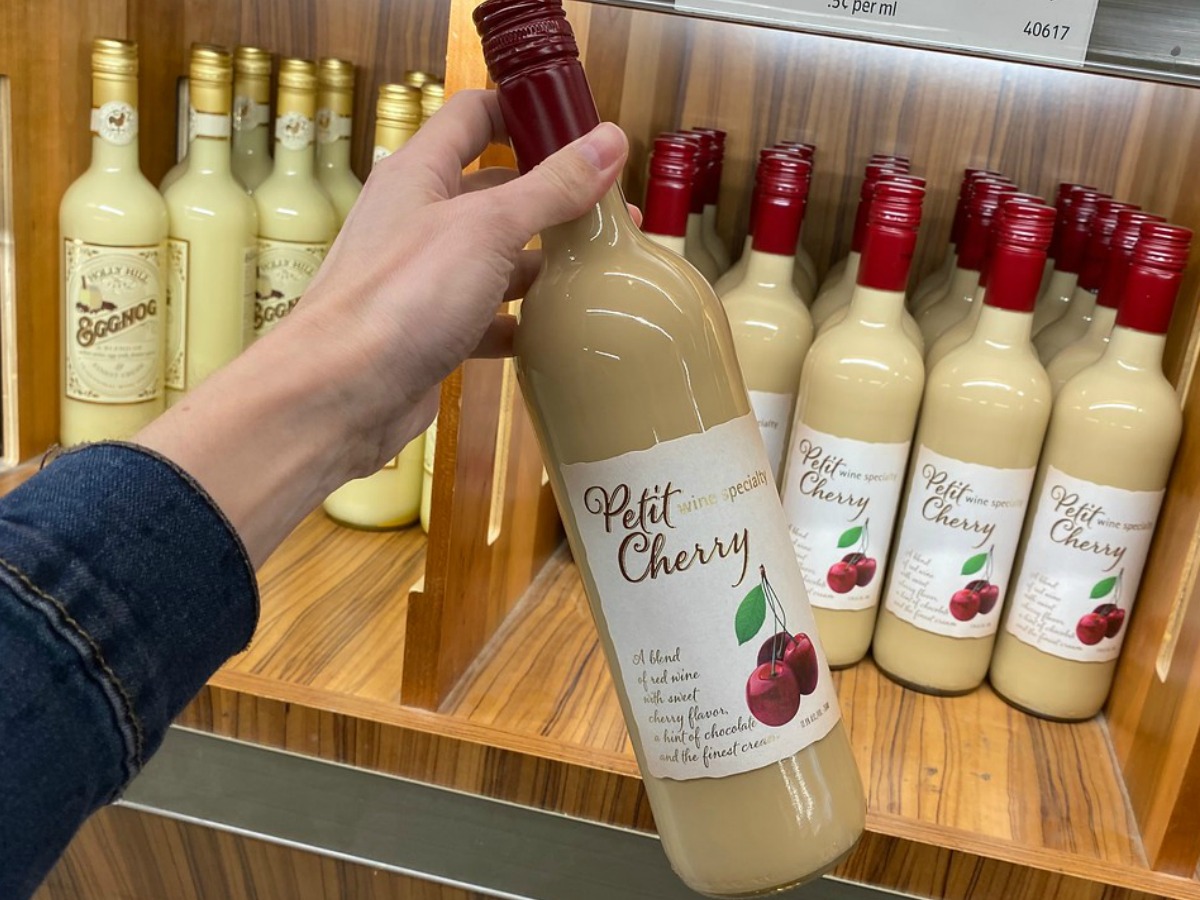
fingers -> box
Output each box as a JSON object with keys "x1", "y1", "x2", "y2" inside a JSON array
[
  {"x1": 386, "y1": 90, "x2": 509, "y2": 195},
  {"x1": 504, "y1": 249, "x2": 542, "y2": 301},
  {"x1": 628, "y1": 203, "x2": 643, "y2": 228},
  {"x1": 471, "y1": 315, "x2": 518, "y2": 358},
  {"x1": 462, "y1": 166, "x2": 520, "y2": 194}
]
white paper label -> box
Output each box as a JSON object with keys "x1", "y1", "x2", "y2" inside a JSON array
[
  {"x1": 561, "y1": 413, "x2": 841, "y2": 781},
  {"x1": 781, "y1": 425, "x2": 911, "y2": 612},
  {"x1": 1005, "y1": 468, "x2": 1163, "y2": 662},
  {"x1": 317, "y1": 108, "x2": 353, "y2": 143},
  {"x1": 63, "y1": 239, "x2": 163, "y2": 403},
  {"x1": 188, "y1": 107, "x2": 232, "y2": 140},
  {"x1": 747, "y1": 390, "x2": 793, "y2": 483},
  {"x1": 275, "y1": 111, "x2": 315, "y2": 150},
  {"x1": 233, "y1": 95, "x2": 270, "y2": 132},
  {"x1": 165, "y1": 238, "x2": 188, "y2": 391},
  {"x1": 677, "y1": 0, "x2": 1098, "y2": 65},
  {"x1": 372, "y1": 145, "x2": 391, "y2": 167},
  {"x1": 884, "y1": 446, "x2": 1035, "y2": 638},
  {"x1": 91, "y1": 102, "x2": 138, "y2": 146},
  {"x1": 254, "y1": 239, "x2": 327, "y2": 337}
]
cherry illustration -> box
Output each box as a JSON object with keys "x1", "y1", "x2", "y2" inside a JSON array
[
  {"x1": 783, "y1": 633, "x2": 819, "y2": 695},
  {"x1": 1094, "y1": 604, "x2": 1126, "y2": 639},
  {"x1": 843, "y1": 552, "x2": 877, "y2": 587},
  {"x1": 949, "y1": 588, "x2": 981, "y2": 622},
  {"x1": 757, "y1": 630, "x2": 794, "y2": 666},
  {"x1": 746, "y1": 661, "x2": 801, "y2": 727},
  {"x1": 976, "y1": 582, "x2": 1000, "y2": 616},
  {"x1": 826, "y1": 561, "x2": 857, "y2": 594},
  {"x1": 1076, "y1": 612, "x2": 1108, "y2": 645}
]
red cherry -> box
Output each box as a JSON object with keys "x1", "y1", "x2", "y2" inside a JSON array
[
  {"x1": 783, "y1": 633, "x2": 820, "y2": 695},
  {"x1": 745, "y1": 661, "x2": 801, "y2": 727},
  {"x1": 757, "y1": 631, "x2": 795, "y2": 666},
  {"x1": 949, "y1": 589, "x2": 981, "y2": 621},
  {"x1": 826, "y1": 561, "x2": 857, "y2": 594},
  {"x1": 1076, "y1": 612, "x2": 1108, "y2": 645},
  {"x1": 1104, "y1": 608, "x2": 1126, "y2": 639},
  {"x1": 977, "y1": 583, "x2": 1000, "y2": 615},
  {"x1": 854, "y1": 557, "x2": 877, "y2": 587}
]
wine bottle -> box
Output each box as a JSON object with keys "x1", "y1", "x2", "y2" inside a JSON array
[
  {"x1": 232, "y1": 46, "x2": 274, "y2": 193},
  {"x1": 316, "y1": 58, "x2": 363, "y2": 229},
  {"x1": 1045, "y1": 209, "x2": 1165, "y2": 395},
  {"x1": 60, "y1": 38, "x2": 168, "y2": 445},
  {"x1": 672, "y1": 132, "x2": 722, "y2": 283},
  {"x1": 1029, "y1": 186, "x2": 1107, "y2": 341},
  {"x1": 991, "y1": 223, "x2": 1190, "y2": 720},
  {"x1": 722, "y1": 149, "x2": 814, "y2": 481},
  {"x1": 872, "y1": 201, "x2": 1056, "y2": 695},
  {"x1": 324, "y1": 84, "x2": 427, "y2": 530},
  {"x1": 1035, "y1": 198, "x2": 1138, "y2": 364},
  {"x1": 910, "y1": 168, "x2": 998, "y2": 312},
  {"x1": 252, "y1": 59, "x2": 336, "y2": 340},
  {"x1": 159, "y1": 74, "x2": 190, "y2": 195},
  {"x1": 163, "y1": 44, "x2": 259, "y2": 407},
  {"x1": 641, "y1": 135, "x2": 698, "y2": 256},
  {"x1": 690, "y1": 127, "x2": 732, "y2": 273},
  {"x1": 1031, "y1": 182, "x2": 1098, "y2": 333},
  {"x1": 475, "y1": 2, "x2": 864, "y2": 894},
  {"x1": 780, "y1": 181, "x2": 926, "y2": 668}
]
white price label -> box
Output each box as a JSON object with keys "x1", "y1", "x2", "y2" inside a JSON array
[{"x1": 676, "y1": 0, "x2": 1099, "y2": 65}]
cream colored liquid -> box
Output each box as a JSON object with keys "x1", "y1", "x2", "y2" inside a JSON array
[
  {"x1": 164, "y1": 126, "x2": 259, "y2": 405},
  {"x1": 233, "y1": 79, "x2": 273, "y2": 193},
  {"x1": 793, "y1": 245, "x2": 817, "y2": 300},
  {"x1": 990, "y1": 328, "x2": 1179, "y2": 719},
  {"x1": 517, "y1": 188, "x2": 864, "y2": 897},
  {"x1": 820, "y1": 255, "x2": 850, "y2": 295},
  {"x1": 924, "y1": 285, "x2": 985, "y2": 369},
  {"x1": 873, "y1": 306, "x2": 1051, "y2": 694},
  {"x1": 317, "y1": 113, "x2": 362, "y2": 228},
  {"x1": 684, "y1": 213, "x2": 721, "y2": 283},
  {"x1": 1045, "y1": 306, "x2": 1116, "y2": 397},
  {"x1": 419, "y1": 418, "x2": 437, "y2": 533},
  {"x1": 1030, "y1": 269, "x2": 1078, "y2": 336},
  {"x1": 787, "y1": 287, "x2": 924, "y2": 667},
  {"x1": 160, "y1": 154, "x2": 189, "y2": 194},
  {"x1": 700, "y1": 204, "x2": 730, "y2": 273},
  {"x1": 809, "y1": 252, "x2": 859, "y2": 327},
  {"x1": 718, "y1": 236, "x2": 814, "y2": 305},
  {"x1": 324, "y1": 436, "x2": 425, "y2": 529},
  {"x1": 911, "y1": 251, "x2": 955, "y2": 312},
  {"x1": 645, "y1": 232, "x2": 687, "y2": 257},
  {"x1": 817, "y1": 300, "x2": 923, "y2": 353},
  {"x1": 60, "y1": 82, "x2": 169, "y2": 445},
  {"x1": 915, "y1": 267, "x2": 979, "y2": 346},
  {"x1": 1034, "y1": 285, "x2": 1095, "y2": 363}
]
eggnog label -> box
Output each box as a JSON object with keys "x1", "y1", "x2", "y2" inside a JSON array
[
  {"x1": 254, "y1": 239, "x2": 327, "y2": 337},
  {"x1": 561, "y1": 413, "x2": 840, "y2": 781},
  {"x1": 884, "y1": 446, "x2": 1035, "y2": 638},
  {"x1": 1005, "y1": 468, "x2": 1163, "y2": 662},
  {"x1": 275, "y1": 112, "x2": 315, "y2": 150},
  {"x1": 233, "y1": 96, "x2": 271, "y2": 132},
  {"x1": 781, "y1": 425, "x2": 910, "y2": 612},
  {"x1": 91, "y1": 102, "x2": 138, "y2": 146},
  {"x1": 64, "y1": 240, "x2": 163, "y2": 403},
  {"x1": 164, "y1": 238, "x2": 189, "y2": 391},
  {"x1": 747, "y1": 390, "x2": 793, "y2": 483},
  {"x1": 189, "y1": 108, "x2": 232, "y2": 140},
  {"x1": 317, "y1": 108, "x2": 353, "y2": 143},
  {"x1": 372, "y1": 145, "x2": 391, "y2": 167}
]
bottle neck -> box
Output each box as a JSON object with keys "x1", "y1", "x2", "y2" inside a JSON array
[
  {"x1": 318, "y1": 136, "x2": 352, "y2": 172},
  {"x1": 232, "y1": 80, "x2": 271, "y2": 156},
  {"x1": 373, "y1": 121, "x2": 418, "y2": 164},
  {"x1": 946, "y1": 266, "x2": 981, "y2": 301},
  {"x1": 275, "y1": 144, "x2": 315, "y2": 176},
  {"x1": 542, "y1": 184, "x2": 636, "y2": 258},
  {"x1": 743, "y1": 246, "x2": 797, "y2": 288},
  {"x1": 969, "y1": 305, "x2": 1034, "y2": 349},
  {"x1": 1100, "y1": 326, "x2": 1167, "y2": 374},
  {"x1": 188, "y1": 131, "x2": 232, "y2": 173},
  {"x1": 847, "y1": 284, "x2": 905, "y2": 325},
  {"x1": 275, "y1": 88, "x2": 317, "y2": 176},
  {"x1": 233, "y1": 124, "x2": 269, "y2": 157},
  {"x1": 1066, "y1": 285, "x2": 1099, "y2": 319},
  {"x1": 89, "y1": 76, "x2": 140, "y2": 172},
  {"x1": 1085, "y1": 305, "x2": 1117, "y2": 340}
]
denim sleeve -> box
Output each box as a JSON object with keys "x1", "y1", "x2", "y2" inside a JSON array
[{"x1": 0, "y1": 443, "x2": 259, "y2": 899}]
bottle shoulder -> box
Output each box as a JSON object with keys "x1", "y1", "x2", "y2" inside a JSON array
[
  {"x1": 927, "y1": 343, "x2": 1052, "y2": 406},
  {"x1": 253, "y1": 175, "x2": 337, "y2": 239},
  {"x1": 61, "y1": 168, "x2": 168, "y2": 241},
  {"x1": 167, "y1": 171, "x2": 258, "y2": 228}
]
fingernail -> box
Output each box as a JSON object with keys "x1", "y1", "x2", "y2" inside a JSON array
[{"x1": 574, "y1": 122, "x2": 626, "y2": 170}]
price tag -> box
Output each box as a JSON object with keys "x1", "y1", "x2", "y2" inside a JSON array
[{"x1": 675, "y1": 0, "x2": 1099, "y2": 65}]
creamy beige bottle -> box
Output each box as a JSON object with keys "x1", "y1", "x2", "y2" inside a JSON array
[
  {"x1": 316, "y1": 58, "x2": 363, "y2": 229},
  {"x1": 1046, "y1": 210, "x2": 1165, "y2": 396},
  {"x1": 781, "y1": 181, "x2": 926, "y2": 667},
  {"x1": 252, "y1": 59, "x2": 336, "y2": 340},
  {"x1": 476, "y1": 3, "x2": 864, "y2": 894},
  {"x1": 159, "y1": 74, "x2": 190, "y2": 195},
  {"x1": 873, "y1": 202, "x2": 1056, "y2": 695},
  {"x1": 1032, "y1": 183, "x2": 1099, "y2": 334},
  {"x1": 1035, "y1": 198, "x2": 1137, "y2": 364},
  {"x1": 671, "y1": 131, "x2": 721, "y2": 284},
  {"x1": 991, "y1": 222, "x2": 1190, "y2": 720},
  {"x1": 324, "y1": 83, "x2": 426, "y2": 530},
  {"x1": 723, "y1": 151, "x2": 814, "y2": 482},
  {"x1": 162, "y1": 45, "x2": 259, "y2": 407},
  {"x1": 818, "y1": 155, "x2": 909, "y2": 295},
  {"x1": 232, "y1": 47, "x2": 274, "y2": 193},
  {"x1": 641, "y1": 135, "x2": 699, "y2": 257},
  {"x1": 690, "y1": 127, "x2": 732, "y2": 274},
  {"x1": 776, "y1": 141, "x2": 819, "y2": 299},
  {"x1": 1030, "y1": 186, "x2": 1107, "y2": 341},
  {"x1": 909, "y1": 168, "x2": 995, "y2": 313},
  {"x1": 60, "y1": 39, "x2": 168, "y2": 445}
]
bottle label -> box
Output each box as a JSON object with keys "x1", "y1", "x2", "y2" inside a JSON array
[
  {"x1": 233, "y1": 95, "x2": 270, "y2": 131},
  {"x1": 188, "y1": 107, "x2": 232, "y2": 140},
  {"x1": 884, "y1": 446, "x2": 1035, "y2": 638},
  {"x1": 560, "y1": 413, "x2": 841, "y2": 781},
  {"x1": 165, "y1": 238, "x2": 189, "y2": 391},
  {"x1": 91, "y1": 102, "x2": 138, "y2": 146},
  {"x1": 781, "y1": 425, "x2": 911, "y2": 613},
  {"x1": 242, "y1": 245, "x2": 258, "y2": 347},
  {"x1": 63, "y1": 240, "x2": 163, "y2": 403},
  {"x1": 1005, "y1": 467, "x2": 1163, "y2": 662},
  {"x1": 747, "y1": 390, "x2": 793, "y2": 483},
  {"x1": 275, "y1": 112, "x2": 315, "y2": 150},
  {"x1": 317, "y1": 108, "x2": 353, "y2": 143},
  {"x1": 372, "y1": 145, "x2": 391, "y2": 167},
  {"x1": 254, "y1": 239, "x2": 327, "y2": 337}
]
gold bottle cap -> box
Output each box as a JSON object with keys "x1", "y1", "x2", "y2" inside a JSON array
[
  {"x1": 318, "y1": 57, "x2": 356, "y2": 92},
  {"x1": 189, "y1": 43, "x2": 232, "y2": 84},
  {"x1": 403, "y1": 70, "x2": 436, "y2": 89},
  {"x1": 278, "y1": 58, "x2": 317, "y2": 91},
  {"x1": 376, "y1": 83, "x2": 421, "y2": 125},
  {"x1": 420, "y1": 82, "x2": 445, "y2": 121},
  {"x1": 92, "y1": 38, "x2": 138, "y2": 77},
  {"x1": 235, "y1": 46, "x2": 273, "y2": 77}
]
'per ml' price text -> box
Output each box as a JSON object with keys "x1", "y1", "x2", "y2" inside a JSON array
[{"x1": 827, "y1": 0, "x2": 899, "y2": 17}]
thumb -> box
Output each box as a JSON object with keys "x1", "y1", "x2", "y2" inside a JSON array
[{"x1": 490, "y1": 122, "x2": 629, "y2": 244}]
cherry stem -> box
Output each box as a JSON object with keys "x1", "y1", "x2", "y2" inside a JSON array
[
  {"x1": 984, "y1": 545, "x2": 994, "y2": 583},
  {"x1": 860, "y1": 518, "x2": 871, "y2": 554}
]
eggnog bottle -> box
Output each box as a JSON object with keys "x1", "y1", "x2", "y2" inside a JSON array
[
  {"x1": 991, "y1": 223, "x2": 1190, "y2": 720},
  {"x1": 60, "y1": 39, "x2": 168, "y2": 445},
  {"x1": 925, "y1": 193, "x2": 1047, "y2": 370},
  {"x1": 1036, "y1": 198, "x2": 1137, "y2": 364},
  {"x1": 159, "y1": 79, "x2": 190, "y2": 195},
  {"x1": 475, "y1": 2, "x2": 864, "y2": 893},
  {"x1": 1046, "y1": 209, "x2": 1165, "y2": 396},
  {"x1": 252, "y1": 59, "x2": 336, "y2": 340},
  {"x1": 324, "y1": 84, "x2": 427, "y2": 529},
  {"x1": 162, "y1": 45, "x2": 259, "y2": 407},
  {"x1": 232, "y1": 47, "x2": 274, "y2": 193},
  {"x1": 781, "y1": 181, "x2": 926, "y2": 667},
  {"x1": 1030, "y1": 186, "x2": 1106, "y2": 342},
  {"x1": 873, "y1": 201, "x2": 1056, "y2": 695},
  {"x1": 641, "y1": 135, "x2": 698, "y2": 256},
  {"x1": 723, "y1": 150, "x2": 814, "y2": 481},
  {"x1": 690, "y1": 127, "x2": 731, "y2": 273},
  {"x1": 316, "y1": 58, "x2": 363, "y2": 229},
  {"x1": 421, "y1": 82, "x2": 445, "y2": 124}
]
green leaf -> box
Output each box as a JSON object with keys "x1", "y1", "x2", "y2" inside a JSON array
[
  {"x1": 1091, "y1": 576, "x2": 1118, "y2": 599},
  {"x1": 837, "y1": 527, "x2": 863, "y2": 549},
  {"x1": 961, "y1": 553, "x2": 988, "y2": 576},
  {"x1": 735, "y1": 584, "x2": 766, "y2": 645}
]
